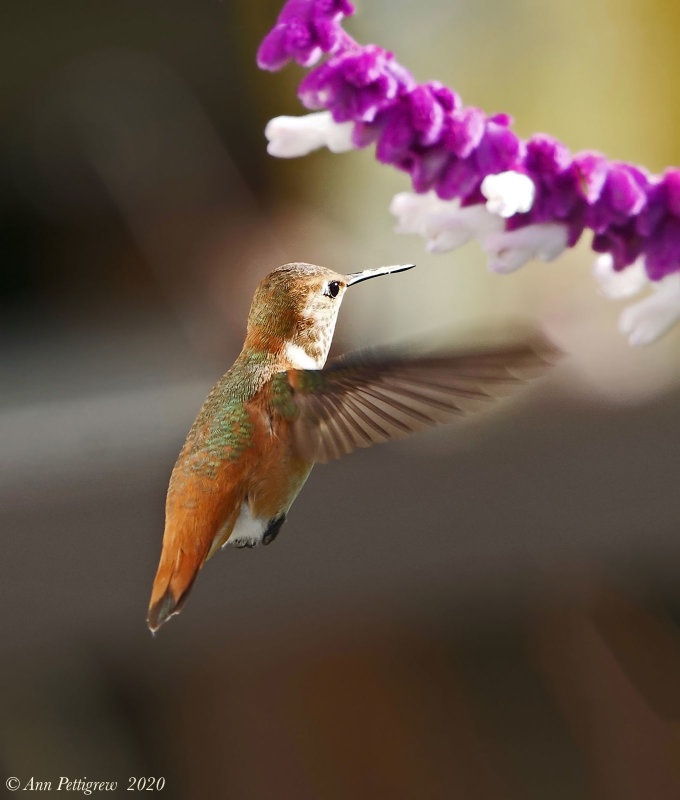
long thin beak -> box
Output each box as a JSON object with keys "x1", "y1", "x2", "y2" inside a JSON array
[{"x1": 345, "y1": 263, "x2": 415, "y2": 287}]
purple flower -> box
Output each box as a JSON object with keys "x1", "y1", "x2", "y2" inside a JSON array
[
  {"x1": 408, "y1": 148, "x2": 451, "y2": 193},
  {"x1": 257, "y1": 0, "x2": 354, "y2": 71},
  {"x1": 525, "y1": 134, "x2": 571, "y2": 176},
  {"x1": 572, "y1": 152, "x2": 608, "y2": 203},
  {"x1": 355, "y1": 82, "x2": 458, "y2": 175},
  {"x1": 586, "y1": 163, "x2": 649, "y2": 233},
  {"x1": 435, "y1": 156, "x2": 481, "y2": 200},
  {"x1": 298, "y1": 45, "x2": 414, "y2": 122},
  {"x1": 443, "y1": 107, "x2": 485, "y2": 159},
  {"x1": 259, "y1": 0, "x2": 680, "y2": 343},
  {"x1": 592, "y1": 219, "x2": 645, "y2": 271},
  {"x1": 523, "y1": 136, "x2": 579, "y2": 219},
  {"x1": 474, "y1": 118, "x2": 524, "y2": 176},
  {"x1": 643, "y1": 217, "x2": 680, "y2": 281}
]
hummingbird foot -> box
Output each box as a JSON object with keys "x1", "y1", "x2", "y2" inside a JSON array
[{"x1": 262, "y1": 514, "x2": 286, "y2": 546}]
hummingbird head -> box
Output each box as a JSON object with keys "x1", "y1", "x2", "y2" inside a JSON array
[{"x1": 246, "y1": 262, "x2": 415, "y2": 369}]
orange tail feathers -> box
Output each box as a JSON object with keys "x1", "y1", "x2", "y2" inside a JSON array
[
  {"x1": 147, "y1": 503, "x2": 224, "y2": 632},
  {"x1": 147, "y1": 529, "x2": 207, "y2": 632},
  {"x1": 148, "y1": 469, "x2": 244, "y2": 632},
  {"x1": 147, "y1": 554, "x2": 197, "y2": 633}
]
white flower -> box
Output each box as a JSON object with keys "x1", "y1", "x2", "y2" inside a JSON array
[
  {"x1": 592, "y1": 255, "x2": 680, "y2": 344},
  {"x1": 425, "y1": 204, "x2": 505, "y2": 253},
  {"x1": 481, "y1": 171, "x2": 535, "y2": 218},
  {"x1": 389, "y1": 192, "x2": 446, "y2": 235},
  {"x1": 592, "y1": 254, "x2": 648, "y2": 299},
  {"x1": 618, "y1": 272, "x2": 680, "y2": 346},
  {"x1": 482, "y1": 223, "x2": 569, "y2": 273},
  {"x1": 390, "y1": 192, "x2": 504, "y2": 253},
  {"x1": 264, "y1": 111, "x2": 355, "y2": 158}
]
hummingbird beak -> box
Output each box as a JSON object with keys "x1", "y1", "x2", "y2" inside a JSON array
[{"x1": 345, "y1": 264, "x2": 415, "y2": 287}]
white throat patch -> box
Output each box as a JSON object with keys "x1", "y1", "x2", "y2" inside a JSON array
[{"x1": 284, "y1": 342, "x2": 324, "y2": 370}]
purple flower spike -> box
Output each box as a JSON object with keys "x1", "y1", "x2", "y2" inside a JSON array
[
  {"x1": 643, "y1": 217, "x2": 680, "y2": 280},
  {"x1": 526, "y1": 135, "x2": 572, "y2": 176},
  {"x1": 259, "y1": 0, "x2": 680, "y2": 344},
  {"x1": 374, "y1": 105, "x2": 417, "y2": 166},
  {"x1": 408, "y1": 149, "x2": 451, "y2": 193},
  {"x1": 354, "y1": 82, "x2": 459, "y2": 172},
  {"x1": 436, "y1": 156, "x2": 480, "y2": 200},
  {"x1": 573, "y1": 152, "x2": 608, "y2": 204},
  {"x1": 443, "y1": 107, "x2": 485, "y2": 159},
  {"x1": 637, "y1": 169, "x2": 680, "y2": 247},
  {"x1": 663, "y1": 169, "x2": 680, "y2": 218},
  {"x1": 408, "y1": 84, "x2": 446, "y2": 146},
  {"x1": 299, "y1": 46, "x2": 414, "y2": 123},
  {"x1": 474, "y1": 120, "x2": 524, "y2": 176},
  {"x1": 257, "y1": 0, "x2": 355, "y2": 71},
  {"x1": 593, "y1": 219, "x2": 644, "y2": 271},
  {"x1": 586, "y1": 163, "x2": 649, "y2": 235}
]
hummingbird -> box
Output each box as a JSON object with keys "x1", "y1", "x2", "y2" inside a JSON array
[{"x1": 147, "y1": 262, "x2": 556, "y2": 631}]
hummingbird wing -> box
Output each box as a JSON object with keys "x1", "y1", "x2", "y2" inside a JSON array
[{"x1": 284, "y1": 338, "x2": 559, "y2": 463}]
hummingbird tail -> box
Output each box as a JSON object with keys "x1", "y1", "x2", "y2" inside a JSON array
[
  {"x1": 147, "y1": 480, "x2": 244, "y2": 632},
  {"x1": 147, "y1": 534, "x2": 207, "y2": 633}
]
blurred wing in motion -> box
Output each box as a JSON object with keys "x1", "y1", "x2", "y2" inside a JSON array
[{"x1": 286, "y1": 338, "x2": 560, "y2": 463}]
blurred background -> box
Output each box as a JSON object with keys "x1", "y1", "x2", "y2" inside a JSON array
[{"x1": 3, "y1": 0, "x2": 680, "y2": 797}]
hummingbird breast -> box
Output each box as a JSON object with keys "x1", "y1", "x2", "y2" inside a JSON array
[
  {"x1": 169, "y1": 376, "x2": 313, "y2": 557},
  {"x1": 221, "y1": 398, "x2": 313, "y2": 549}
]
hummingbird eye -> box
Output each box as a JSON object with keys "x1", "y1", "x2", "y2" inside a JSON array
[{"x1": 325, "y1": 281, "x2": 341, "y2": 298}]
